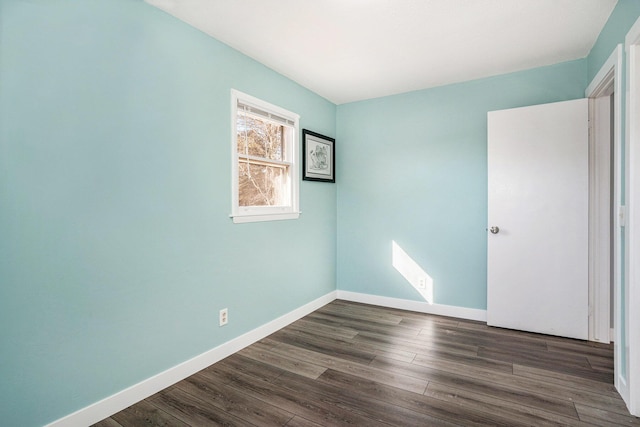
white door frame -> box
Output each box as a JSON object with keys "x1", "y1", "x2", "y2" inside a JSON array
[
  {"x1": 625, "y1": 17, "x2": 640, "y2": 417},
  {"x1": 585, "y1": 44, "x2": 624, "y2": 392},
  {"x1": 588, "y1": 91, "x2": 612, "y2": 344}
]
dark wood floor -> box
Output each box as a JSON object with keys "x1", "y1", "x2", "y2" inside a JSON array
[{"x1": 94, "y1": 300, "x2": 639, "y2": 426}]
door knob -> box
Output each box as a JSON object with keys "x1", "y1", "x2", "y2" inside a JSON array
[{"x1": 489, "y1": 226, "x2": 500, "y2": 234}]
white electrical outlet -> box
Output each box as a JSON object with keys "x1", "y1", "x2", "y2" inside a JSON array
[
  {"x1": 418, "y1": 278, "x2": 426, "y2": 289},
  {"x1": 219, "y1": 308, "x2": 228, "y2": 326}
]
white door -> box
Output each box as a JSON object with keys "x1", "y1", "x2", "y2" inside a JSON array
[{"x1": 487, "y1": 99, "x2": 589, "y2": 340}]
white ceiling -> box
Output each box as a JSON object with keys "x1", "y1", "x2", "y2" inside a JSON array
[{"x1": 145, "y1": 0, "x2": 617, "y2": 105}]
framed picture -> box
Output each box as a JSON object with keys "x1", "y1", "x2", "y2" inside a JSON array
[{"x1": 302, "y1": 129, "x2": 335, "y2": 183}]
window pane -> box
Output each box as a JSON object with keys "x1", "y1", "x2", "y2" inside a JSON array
[
  {"x1": 237, "y1": 112, "x2": 285, "y2": 161},
  {"x1": 238, "y1": 161, "x2": 289, "y2": 206}
]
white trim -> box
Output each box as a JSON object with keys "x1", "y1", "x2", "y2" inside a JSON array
[
  {"x1": 587, "y1": 95, "x2": 612, "y2": 343},
  {"x1": 231, "y1": 89, "x2": 300, "y2": 129},
  {"x1": 231, "y1": 211, "x2": 301, "y2": 224},
  {"x1": 625, "y1": 16, "x2": 640, "y2": 417},
  {"x1": 45, "y1": 291, "x2": 337, "y2": 427},
  {"x1": 336, "y1": 290, "x2": 487, "y2": 322},
  {"x1": 586, "y1": 44, "x2": 624, "y2": 396},
  {"x1": 230, "y1": 89, "x2": 300, "y2": 224},
  {"x1": 586, "y1": 47, "x2": 619, "y2": 96},
  {"x1": 45, "y1": 289, "x2": 494, "y2": 426}
]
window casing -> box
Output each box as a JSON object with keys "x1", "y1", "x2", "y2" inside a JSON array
[{"x1": 231, "y1": 90, "x2": 300, "y2": 223}]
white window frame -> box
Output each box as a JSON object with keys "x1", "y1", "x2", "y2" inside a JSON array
[{"x1": 230, "y1": 89, "x2": 300, "y2": 223}]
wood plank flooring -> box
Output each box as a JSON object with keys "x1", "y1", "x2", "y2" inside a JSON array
[{"x1": 93, "y1": 300, "x2": 640, "y2": 426}]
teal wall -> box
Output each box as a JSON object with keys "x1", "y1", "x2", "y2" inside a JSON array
[
  {"x1": 2, "y1": 0, "x2": 638, "y2": 425},
  {"x1": 587, "y1": 0, "x2": 640, "y2": 83},
  {"x1": 585, "y1": 0, "x2": 640, "y2": 385},
  {"x1": 336, "y1": 60, "x2": 587, "y2": 309},
  {"x1": 0, "y1": 1, "x2": 336, "y2": 426}
]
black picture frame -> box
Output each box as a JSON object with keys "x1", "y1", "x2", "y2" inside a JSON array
[{"x1": 302, "y1": 129, "x2": 335, "y2": 183}]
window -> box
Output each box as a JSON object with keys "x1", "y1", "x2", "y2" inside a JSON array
[{"x1": 231, "y1": 90, "x2": 300, "y2": 223}]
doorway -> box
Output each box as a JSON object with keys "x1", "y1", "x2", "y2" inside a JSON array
[
  {"x1": 585, "y1": 43, "x2": 624, "y2": 397},
  {"x1": 624, "y1": 15, "x2": 640, "y2": 417},
  {"x1": 588, "y1": 87, "x2": 614, "y2": 344}
]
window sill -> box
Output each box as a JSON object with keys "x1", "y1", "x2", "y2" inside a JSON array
[{"x1": 231, "y1": 211, "x2": 301, "y2": 224}]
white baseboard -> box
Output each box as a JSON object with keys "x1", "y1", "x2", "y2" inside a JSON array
[
  {"x1": 46, "y1": 289, "x2": 485, "y2": 426},
  {"x1": 336, "y1": 290, "x2": 487, "y2": 322},
  {"x1": 46, "y1": 291, "x2": 337, "y2": 427}
]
